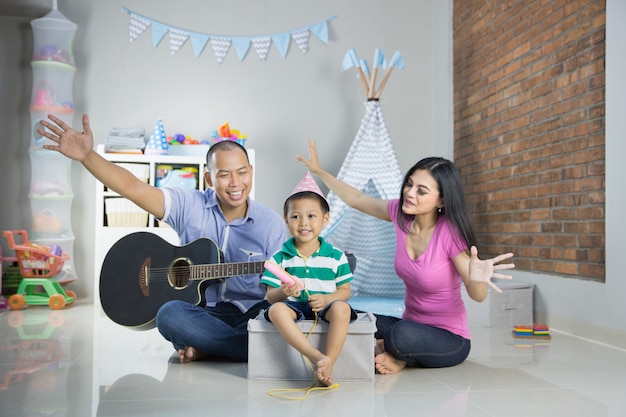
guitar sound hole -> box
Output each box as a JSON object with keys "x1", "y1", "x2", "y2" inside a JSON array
[{"x1": 170, "y1": 258, "x2": 191, "y2": 289}]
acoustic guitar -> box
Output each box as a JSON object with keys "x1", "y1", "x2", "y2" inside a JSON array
[{"x1": 99, "y1": 232, "x2": 265, "y2": 330}]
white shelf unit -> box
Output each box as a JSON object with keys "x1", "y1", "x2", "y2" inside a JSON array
[{"x1": 93, "y1": 144, "x2": 255, "y2": 301}]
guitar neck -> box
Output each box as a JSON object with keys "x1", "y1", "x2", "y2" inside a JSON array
[{"x1": 191, "y1": 261, "x2": 265, "y2": 281}]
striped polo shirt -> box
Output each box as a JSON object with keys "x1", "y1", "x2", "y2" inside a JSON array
[{"x1": 261, "y1": 236, "x2": 353, "y2": 302}]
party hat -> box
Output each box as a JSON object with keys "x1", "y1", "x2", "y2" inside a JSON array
[
  {"x1": 290, "y1": 171, "x2": 325, "y2": 198},
  {"x1": 144, "y1": 117, "x2": 169, "y2": 154}
]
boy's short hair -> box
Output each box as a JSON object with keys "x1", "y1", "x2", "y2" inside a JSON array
[{"x1": 283, "y1": 191, "x2": 330, "y2": 217}]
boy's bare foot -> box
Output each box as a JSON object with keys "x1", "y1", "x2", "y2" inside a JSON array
[
  {"x1": 315, "y1": 355, "x2": 334, "y2": 386},
  {"x1": 177, "y1": 346, "x2": 208, "y2": 364},
  {"x1": 374, "y1": 352, "x2": 407, "y2": 374}
]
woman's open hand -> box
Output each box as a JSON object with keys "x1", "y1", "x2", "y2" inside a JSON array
[{"x1": 469, "y1": 246, "x2": 515, "y2": 293}]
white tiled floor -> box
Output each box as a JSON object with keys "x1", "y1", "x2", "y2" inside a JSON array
[{"x1": 1, "y1": 300, "x2": 625, "y2": 417}]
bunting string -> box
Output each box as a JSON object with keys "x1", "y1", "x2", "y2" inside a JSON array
[{"x1": 122, "y1": 7, "x2": 336, "y2": 63}]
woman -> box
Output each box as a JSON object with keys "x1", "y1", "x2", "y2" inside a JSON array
[{"x1": 296, "y1": 140, "x2": 515, "y2": 374}]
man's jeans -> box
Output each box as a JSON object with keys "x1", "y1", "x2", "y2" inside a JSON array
[{"x1": 156, "y1": 300, "x2": 269, "y2": 361}]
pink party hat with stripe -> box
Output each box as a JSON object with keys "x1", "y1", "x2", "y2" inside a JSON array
[{"x1": 290, "y1": 171, "x2": 325, "y2": 198}]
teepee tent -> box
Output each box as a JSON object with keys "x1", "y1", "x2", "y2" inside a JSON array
[{"x1": 323, "y1": 49, "x2": 405, "y2": 297}]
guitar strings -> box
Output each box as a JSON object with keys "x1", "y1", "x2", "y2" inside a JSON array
[{"x1": 138, "y1": 264, "x2": 263, "y2": 284}]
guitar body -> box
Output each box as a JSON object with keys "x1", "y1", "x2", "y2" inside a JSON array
[{"x1": 100, "y1": 232, "x2": 222, "y2": 330}]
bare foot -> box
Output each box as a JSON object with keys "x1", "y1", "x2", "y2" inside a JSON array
[
  {"x1": 315, "y1": 355, "x2": 334, "y2": 386},
  {"x1": 374, "y1": 352, "x2": 407, "y2": 374},
  {"x1": 177, "y1": 346, "x2": 208, "y2": 364}
]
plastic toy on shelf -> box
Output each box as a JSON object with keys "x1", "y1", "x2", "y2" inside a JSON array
[{"x1": 2, "y1": 230, "x2": 76, "y2": 310}]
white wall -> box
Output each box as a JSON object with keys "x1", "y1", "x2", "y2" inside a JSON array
[{"x1": 1, "y1": 0, "x2": 453, "y2": 302}]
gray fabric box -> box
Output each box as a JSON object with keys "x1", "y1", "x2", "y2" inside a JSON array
[
  {"x1": 247, "y1": 312, "x2": 376, "y2": 381},
  {"x1": 462, "y1": 283, "x2": 534, "y2": 327}
]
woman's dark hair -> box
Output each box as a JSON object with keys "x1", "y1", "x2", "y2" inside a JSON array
[
  {"x1": 283, "y1": 191, "x2": 330, "y2": 217},
  {"x1": 206, "y1": 140, "x2": 249, "y2": 169},
  {"x1": 397, "y1": 157, "x2": 477, "y2": 249}
]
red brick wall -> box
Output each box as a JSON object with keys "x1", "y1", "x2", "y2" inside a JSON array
[{"x1": 453, "y1": 0, "x2": 605, "y2": 281}]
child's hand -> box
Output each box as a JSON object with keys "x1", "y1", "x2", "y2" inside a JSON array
[
  {"x1": 282, "y1": 283, "x2": 301, "y2": 298},
  {"x1": 308, "y1": 294, "x2": 328, "y2": 312}
]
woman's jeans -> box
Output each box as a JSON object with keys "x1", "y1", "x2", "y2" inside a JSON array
[
  {"x1": 374, "y1": 314, "x2": 471, "y2": 368},
  {"x1": 156, "y1": 299, "x2": 269, "y2": 362}
]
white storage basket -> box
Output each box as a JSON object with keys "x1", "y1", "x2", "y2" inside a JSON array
[
  {"x1": 115, "y1": 163, "x2": 149, "y2": 182},
  {"x1": 105, "y1": 198, "x2": 148, "y2": 227}
]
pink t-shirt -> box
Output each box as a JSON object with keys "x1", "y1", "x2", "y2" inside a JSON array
[{"x1": 388, "y1": 199, "x2": 470, "y2": 339}]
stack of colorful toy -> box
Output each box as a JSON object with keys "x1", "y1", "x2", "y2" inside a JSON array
[
  {"x1": 532, "y1": 324, "x2": 550, "y2": 338},
  {"x1": 512, "y1": 325, "x2": 533, "y2": 338},
  {"x1": 512, "y1": 324, "x2": 551, "y2": 339}
]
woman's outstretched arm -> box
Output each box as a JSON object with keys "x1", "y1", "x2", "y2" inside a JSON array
[{"x1": 296, "y1": 139, "x2": 391, "y2": 221}]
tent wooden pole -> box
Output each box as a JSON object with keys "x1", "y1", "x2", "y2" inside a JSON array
[
  {"x1": 374, "y1": 67, "x2": 394, "y2": 99},
  {"x1": 356, "y1": 67, "x2": 369, "y2": 95}
]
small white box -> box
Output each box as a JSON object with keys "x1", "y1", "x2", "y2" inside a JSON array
[
  {"x1": 462, "y1": 283, "x2": 534, "y2": 327},
  {"x1": 247, "y1": 312, "x2": 376, "y2": 381}
]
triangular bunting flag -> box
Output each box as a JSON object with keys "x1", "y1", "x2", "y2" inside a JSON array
[
  {"x1": 251, "y1": 37, "x2": 271, "y2": 61},
  {"x1": 169, "y1": 29, "x2": 189, "y2": 55},
  {"x1": 310, "y1": 21, "x2": 329, "y2": 44},
  {"x1": 122, "y1": 8, "x2": 335, "y2": 63},
  {"x1": 272, "y1": 33, "x2": 291, "y2": 59},
  {"x1": 210, "y1": 37, "x2": 231, "y2": 64},
  {"x1": 151, "y1": 21, "x2": 169, "y2": 47},
  {"x1": 291, "y1": 30, "x2": 310, "y2": 54},
  {"x1": 190, "y1": 32, "x2": 210, "y2": 58},
  {"x1": 232, "y1": 37, "x2": 251, "y2": 61},
  {"x1": 129, "y1": 14, "x2": 150, "y2": 42}
]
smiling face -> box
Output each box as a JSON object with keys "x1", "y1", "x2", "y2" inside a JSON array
[
  {"x1": 284, "y1": 195, "x2": 330, "y2": 249},
  {"x1": 401, "y1": 169, "x2": 444, "y2": 217},
  {"x1": 205, "y1": 147, "x2": 253, "y2": 221}
]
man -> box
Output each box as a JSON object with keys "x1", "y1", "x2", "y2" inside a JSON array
[{"x1": 39, "y1": 114, "x2": 287, "y2": 363}]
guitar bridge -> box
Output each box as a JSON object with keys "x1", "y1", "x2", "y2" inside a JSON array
[{"x1": 139, "y1": 258, "x2": 150, "y2": 296}]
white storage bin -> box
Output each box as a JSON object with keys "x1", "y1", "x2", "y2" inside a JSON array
[
  {"x1": 247, "y1": 312, "x2": 376, "y2": 381},
  {"x1": 116, "y1": 163, "x2": 149, "y2": 182},
  {"x1": 105, "y1": 198, "x2": 148, "y2": 227},
  {"x1": 462, "y1": 283, "x2": 534, "y2": 327}
]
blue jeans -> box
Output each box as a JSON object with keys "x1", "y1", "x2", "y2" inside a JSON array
[
  {"x1": 374, "y1": 314, "x2": 471, "y2": 368},
  {"x1": 155, "y1": 299, "x2": 270, "y2": 362}
]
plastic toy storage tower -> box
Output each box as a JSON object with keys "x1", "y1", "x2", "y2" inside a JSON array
[{"x1": 28, "y1": 1, "x2": 77, "y2": 284}]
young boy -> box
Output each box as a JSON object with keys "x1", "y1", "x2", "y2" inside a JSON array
[{"x1": 261, "y1": 172, "x2": 357, "y2": 387}]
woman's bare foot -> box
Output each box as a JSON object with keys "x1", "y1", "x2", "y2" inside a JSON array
[
  {"x1": 315, "y1": 355, "x2": 334, "y2": 386},
  {"x1": 177, "y1": 346, "x2": 208, "y2": 364},
  {"x1": 374, "y1": 352, "x2": 407, "y2": 374}
]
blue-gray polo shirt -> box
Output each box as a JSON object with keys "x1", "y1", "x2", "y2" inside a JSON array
[{"x1": 161, "y1": 187, "x2": 287, "y2": 312}]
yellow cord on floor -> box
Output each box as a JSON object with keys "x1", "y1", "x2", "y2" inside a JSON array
[{"x1": 266, "y1": 289, "x2": 339, "y2": 400}]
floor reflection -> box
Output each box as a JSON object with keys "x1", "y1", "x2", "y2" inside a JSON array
[{"x1": 0, "y1": 302, "x2": 625, "y2": 417}]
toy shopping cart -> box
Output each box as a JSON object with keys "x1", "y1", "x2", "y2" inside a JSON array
[{"x1": 2, "y1": 230, "x2": 76, "y2": 310}]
